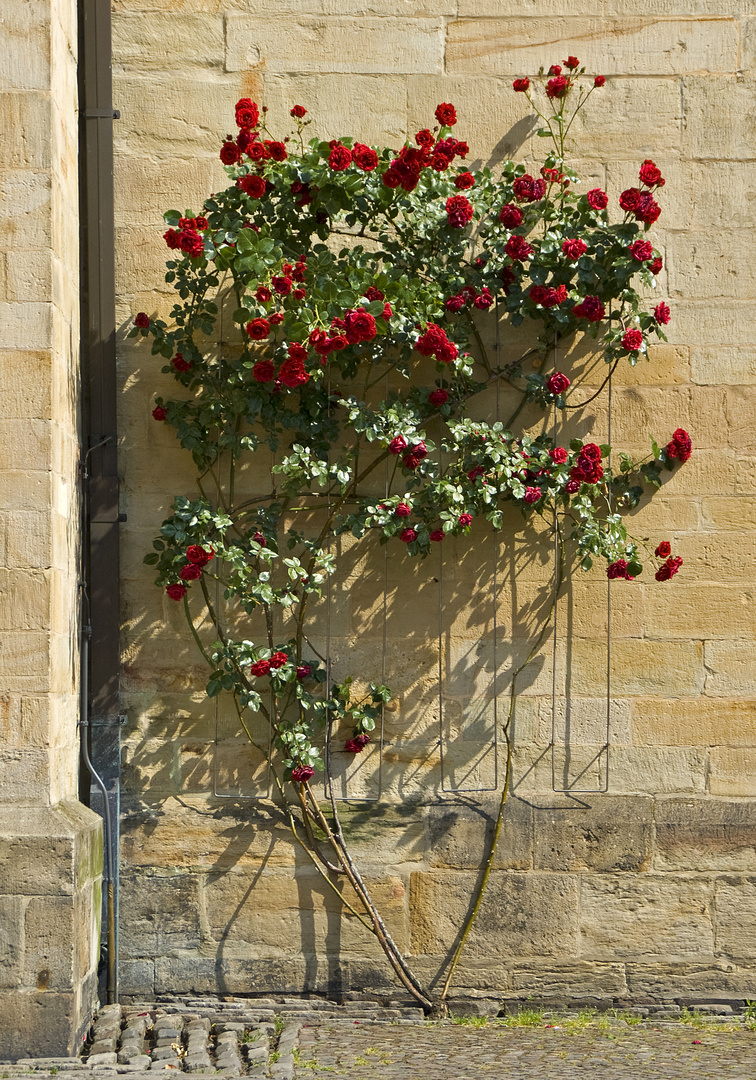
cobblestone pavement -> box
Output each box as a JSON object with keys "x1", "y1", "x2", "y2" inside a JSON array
[{"x1": 295, "y1": 1019, "x2": 756, "y2": 1080}]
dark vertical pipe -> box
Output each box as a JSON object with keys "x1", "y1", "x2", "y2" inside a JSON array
[{"x1": 78, "y1": 0, "x2": 121, "y2": 1004}]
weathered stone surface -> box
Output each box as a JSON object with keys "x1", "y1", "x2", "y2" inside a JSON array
[
  {"x1": 510, "y1": 960, "x2": 628, "y2": 997},
  {"x1": 714, "y1": 878, "x2": 756, "y2": 960},
  {"x1": 655, "y1": 799, "x2": 756, "y2": 872},
  {"x1": 410, "y1": 870, "x2": 579, "y2": 957},
  {"x1": 533, "y1": 796, "x2": 653, "y2": 872},
  {"x1": 120, "y1": 872, "x2": 201, "y2": 958},
  {"x1": 427, "y1": 796, "x2": 531, "y2": 870},
  {"x1": 580, "y1": 876, "x2": 714, "y2": 959}
]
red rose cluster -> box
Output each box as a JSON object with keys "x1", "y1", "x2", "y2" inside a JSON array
[
  {"x1": 619, "y1": 159, "x2": 665, "y2": 226},
  {"x1": 446, "y1": 285, "x2": 492, "y2": 312},
  {"x1": 446, "y1": 194, "x2": 473, "y2": 229},
  {"x1": 512, "y1": 174, "x2": 546, "y2": 202},
  {"x1": 607, "y1": 559, "x2": 635, "y2": 581},
  {"x1": 570, "y1": 443, "x2": 604, "y2": 486},
  {"x1": 165, "y1": 546, "x2": 214, "y2": 599},
  {"x1": 572, "y1": 295, "x2": 605, "y2": 322},
  {"x1": 415, "y1": 323, "x2": 459, "y2": 363},
  {"x1": 344, "y1": 733, "x2": 371, "y2": 753},
  {"x1": 530, "y1": 284, "x2": 567, "y2": 308},
  {"x1": 388, "y1": 435, "x2": 427, "y2": 471},
  {"x1": 291, "y1": 765, "x2": 314, "y2": 783},
  {"x1": 163, "y1": 226, "x2": 205, "y2": 259},
  {"x1": 382, "y1": 117, "x2": 468, "y2": 191}
]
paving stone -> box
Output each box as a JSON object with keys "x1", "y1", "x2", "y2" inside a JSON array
[{"x1": 87, "y1": 1053, "x2": 118, "y2": 1067}]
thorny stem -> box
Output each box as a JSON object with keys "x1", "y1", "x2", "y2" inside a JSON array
[{"x1": 440, "y1": 518, "x2": 567, "y2": 1000}]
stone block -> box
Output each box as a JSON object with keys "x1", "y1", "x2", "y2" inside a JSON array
[
  {"x1": 626, "y1": 961, "x2": 756, "y2": 998},
  {"x1": 0, "y1": 570, "x2": 50, "y2": 630},
  {"x1": 702, "y1": 496, "x2": 756, "y2": 532},
  {"x1": 609, "y1": 747, "x2": 707, "y2": 795},
  {"x1": 153, "y1": 955, "x2": 317, "y2": 996},
  {"x1": 0, "y1": 895, "x2": 23, "y2": 989},
  {"x1": 5, "y1": 510, "x2": 52, "y2": 567},
  {"x1": 532, "y1": 795, "x2": 652, "y2": 872},
  {"x1": 644, "y1": 583, "x2": 755, "y2": 640},
  {"x1": 426, "y1": 795, "x2": 531, "y2": 870},
  {"x1": 446, "y1": 18, "x2": 737, "y2": 77},
  {"x1": 683, "y1": 76, "x2": 756, "y2": 161},
  {"x1": 23, "y1": 895, "x2": 76, "y2": 990},
  {"x1": 224, "y1": 15, "x2": 444, "y2": 75},
  {"x1": 112, "y1": 13, "x2": 224, "y2": 70},
  {"x1": 633, "y1": 697, "x2": 756, "y2": 748},
  {"x1": 542, "y1": 696, "x2": 632, "y2": 748},
  {"x1": 580, "y1": 876, "x2": 714, "y2": 959},
  {"x1": 656, "y1": 799, "x2": 756, "y2": 872},
  {"x1": 0, "y1": 171, "x2": 52, "y2": 250},
  {"x1": 709, "y1": 748, "x2": 756, "y2": 796},
  {"x1": 410, "y1": 870, "x2": 579, "y2": 958},
  {"x1": 705, "y1": 641, "x2": 756, "y2": 697},
  {"x1": 0, "y1": 351, "x2": 53, "y2": 419},
  {"x1": 569, "y1": 639, "x2": 704, "y2": 698},
  {"x1": 120, "y1": 872, "x2": 201, "y2": 958},
  {"x1": 715, "y1": 878, "x2": 756, "y2": 959},
  {"x1": 510, "y1": 960, "x2": 628, "y2": 997},
  {"x1": 0, "y1": 302, "x2": 53, "y2": 350}
]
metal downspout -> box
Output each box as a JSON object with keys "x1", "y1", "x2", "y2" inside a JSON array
[{"x1": 78, "y1": 0, "x2": 122, "y2": 1005}]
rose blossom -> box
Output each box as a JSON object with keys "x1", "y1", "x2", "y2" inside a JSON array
[
  {"x1": 352, "y1": 143, "x2": 379, "y2": 171},
  {"x1": 235, "y1": 98, "x2": 259, "y2": 129},
  {"x1": 474, "y1": 288, "x2": 494, "y2": 310},
  {"x1": 607, "y1": 559, "x2": 634, "y2": 580},
  {"x1": 655, "y1": 541, "x2": 672, "y2": 558},
  {"x1": 345, "y1": 734, "x2": 371, "y2": 753},
  {"x1": 250, "y1": 659, "x2": 271, "y2": 677},
  {"x1": 435, "y1": 102, "x2": 457, "y2": 126},
  {"x1": 629, "y1": 239, "x2": 654, "y2": 262},
  {"x1": 134, "y1": 312, "x2": 149, "y2": 328},
  {"x1": 506, "y1": 234, "x2": 533, "y2": 261},
  {"x1": 296, "y1": 665, "x2": 312, "y2": 680},
  {"x1": 186, "y1": 545, "x2": 213, "y2": 566},
  {"x1": 246, "y1": 318, "x2": 270, "y2": 340},
  {"x1": 594, "y1": 75, "x2": 606, "y2": 87},
  {"x1": 269, "y1": 651, "x2": 288, "y2": 669},
  {"x1": 152, "y1": 405, "x2": 167, "y2": 421},
  {"x1": 655, "y1": 555, "x2": 683, "y2": 581},
  {"x1": 446, "y1": 294, "x2": 465, "y2": 313},
  {"x1": 458, "y1": 513, "x2": 473, "y2": 527},
  {"x1": 344, "y1": 309, "x2": 377, "y2": 343},
  {"x1": 513, "y1": 175, "x2": 546, "y2": 202},
  {"x1": 166, "y1": 583, "x2": 187, "y2": 601},
  {"x1": 220, "y1": 140, "x2": 241, "y2": 165},
  {"x1": 430, "y1": 529, "x2": 445, "y2": 542},
  {"x1": 562, "y1": 238, "x2": 587, "y2": 261},
  {"x1": 253, "y1": 360, "x2": 275, "y2": 382},
  {"x1": 666, "y1": 427, "x2": 692, "y2": 463},
  {"x1": 650, "y1": 256, "x2": 663, "y2": 275},
  {"x1": 654, "y1": 302, "x2": 671, "y2": 325},
  {"x1": 499, "y1": 203, "x2": 523, "y2": 228},
  {"x1": 586, "y1": 188, "x2": 609, "y2": 210},
  {"x1": 429, "y1": 388, "x2": 448, "y2": 407},
  {"x1": 389, "y1": 435, "x2": 407, "y2": 455},
  {"x1": 565, "y1": 478, "x2": 580, "y2": 494},
  {"x1": 290, "y1": 105, "x2": 307, "y2": 118},
  {"x1": 238, "y1": 174, "x2": 266, "y2": 199},
  {"x1": 328, "y1": 142, "x2": 352, "y2": 170},
  {"x1": 446, "y1": 194, "x2": 473, "y2": 228},
  {"x1": 179, "y1": 564, "x2": 202, "y2": 581},
  {"x1": 550, "y1": 446, "x2": 568, "y2": 464},
  {"x1": 291, "y1": 765, "x2": 314, "y2": 783},
  {"x1": 454, "y1": 171, "x2": 475, "y2": 189},
  {"x1": 572, "y1": 295, "x2": 605, "y2": 322},
  {"x1": 546, "y1": 75, "x2": 569, "y2": 99},
  {"x1": 639, "y1": 159, "x2": 664, "y2": 187},
  {"x1": 513, "y1": 77, "x2": 530, "y2": 92},
  {"x1": 548, "y1": 64, "x2": 562, "y2": 76},
  {"x1": 279, "y1": 356, "x2": 309, "y2": 388},
  {"x1": 400, "y1": 527, "x2": 417, "y2": 543},
  {"x1": 565, "y1": 56, "x2": 580, "y2": 69},
  {"x1": 524, "y1": 487, "x2": 542, "y2": 504},
  {"x1": 622, "y1": 328, "x2": 643, "y2": 351},
  {"x1": 547, "y1": 371, "x2": 571, "y2": 395},
  {"x1": 394, "y1": 503, "x2": 412, "y2": 517},
  {"x1": 172, "y1": 353, "x2": 192, "y2": 372}
]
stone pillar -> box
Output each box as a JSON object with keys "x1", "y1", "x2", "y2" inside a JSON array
[{"x1": 0, "y1": 0, "x2": 103, "y2": 1059}]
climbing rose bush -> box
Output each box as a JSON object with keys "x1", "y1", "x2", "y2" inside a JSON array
[{"x1": 131, "y1": 60, "x2": 690, "y2": 1011}]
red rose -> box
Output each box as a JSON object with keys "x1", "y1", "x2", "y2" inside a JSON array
[
  {"x1": 279, "y1": 357, "x2": 309, "y2": 388},
  {"x1": 639, "y1": 159, "x2": 664, "y2": 187},
  {"x1": 500, "y1": 267, "x2": 517, "y2": 294},
  {"x1": 195, "y1": 217, "x2": 208, "y2": 231},
  {"x1": 400, "y1": 527, "x2": 417, "y2": 543},
  {"x1": 513, "y1": 175, "x2": 546, "y2": 202},
  {"x1": 394, "y1": 502, "x2": 412, "y2": 517},
  {"x1": 458, "y1": 513, "x2": 473, "y2": 527},
  {"x1": 220, "y1": 140, "x2": 241, "y2": 165},
  {"x1": 172, "y1": 354, "x2": 192, "y2": 372},
  {"x1": 186, "y1": 545, "x2": 214, "y2": 566},
  {"x1": 288, "y1": 343, "x2": 308, "y2": 363},
  {"x1": 650, "y1": 257, "x2": 663, "y2": 275},
  {"x1": 352, "y1": 143, "x2": 379, "y2": 171},
  {"x1": 253, "y1": 360, "x2": 275, "y2": 382},
  {"x1": 382, "y1": 168, "x2": 401, "y2": 189},
  {"x1": 180, "y1": 563, "x2": 202, "y2": 581},
  {"x1": 344, "y1": 309, "x2": 377, "y2": 343},
  {"x1": 565, "y1": 479, "x2": 580, "y2": 494},
  {"x1": 344, "y1": 736, "x2": 369, "y2": 754},
  {"x1": 430, "y1": 529, "x2": 445, "y2": 542},
  {"x1": 389, "y1": 435, "x2": 407, "y2": 455},
  {"x1": 513, "y1": 78, "x2": 530, "y2": 92},
  {"x1": 655, "y1": 555, "x2": 683, "y2": 582},
  {"x1": 250, "y1": 659, "x2": 271, "y2": 677},
  {"x1": 296, "y1": 665, "x2": 312, "y2": 680},
  {"x1": 550, "y1": 446, "x2": 568, "y2": 464},
  {"x1": 586, "y1": 188, "x2": 609, "y2": 210},
  {"x1": 607, "y1": 559, "x2": 634, "y2": 581},
  {"x1": 429, "y1": 388, "x2": 448, "y2": 407},
  {"x1": 134, "y1": 312, "x2": 150, "y2": 328},
  {"x1": 594, "y1": 75, "x2": 606, "y2": 87},
  {"x1": 293, "y1": 287, "x2": 306, "y2": 302},
  {"x1": 506, "y1": 234, "x2": 533, "y2": 262},
  {"x1": 474, "y1": 288, "x2": 494, "y2": 310},
  {"x1": 580, "y1": 443, "x2": 602, "y2": 463},
  {"x1": 270, "y1": 313, "x2": 284, "y2": 325},
  {"x1": 454, "y1": 171, "x2": 475, "y2": 190},
  {"x1": 620, "y1": 188, "x2": 642, "y2": 213},
  {"x1": 622, "y1": 328, "x2": 643, "y2": 351},
  {"x1": 235, "y1": 99, "x2": 259, "y2": 129},
  {"x1": 499, "y1": 203, "x2": 523, "y2": 228},
  {"x1": 655, "y1": 541, "x2": 672, "y2": 558},
  {"x1": 562, "y1": 238, "x2": 587, "y2": 261},
  {"x1": 636, "y1": 193, "x2": 661, "y2": 224},
  {"x1": 290, "y1": 105, "x2": 307, "y2": 118},
  {"x1": 446, "y1": 294, "x2": 465, "y2": 313},
  {"x1": 572, "y1": 295, "x2": 605, "y2": 322},
  {"x1": 238, "y1": 174, "x2": 267, "y2": 199},
  {"x1": 152, "y1": 405, "x2": 167, "y2": 421},
  {"x1": 629, "y1": 239, "x2": 654, "y2": 262},
  {"x1": 546, "y1": 75, "x2": 569, "y2": 99},
  {"x1": 178, "y1": 229, "x2": 204, "y2": 259},
  {"x1": 435, "y1": 102, "x2": 457, "y2": 127},
  {"x1": 382, "y1": 302, "x2": 392, "y2": 320},
  {"x1": 548, "y1": 64, "x2": 562, "y2": 76},
  {"x1": 328, "y1": 142, "x2": 352, "y2": 171},
  {"x1": 524, "y1": 486, "x2": 542, "y2": 504},
  {"x1": 255, "y1": 286, "x2": 272, "y2": 303},
  {"x1": 163, "y1": 228, "x2": 180, "y2": 250},
  {"x1": 269, "y1": 651, "x2": 288, "y2": 669},
  {"x1": 666, "y1": 428, "x2": 692, "y2": 463},
  {"x1": 654, "y1": 302, "x2": 670, "y2": 325},
  {"x1": 565, "y1": 56, "x2": 580, "y2": 69},
  {"x1": 547, "y1": 371, "x2": 571, "y2": 395},
  {"x1": 363, "y1": 286, "x2": 384, "y2": 301},
  {"x1": 415, "y1": 128, "x2": 434, "y2": 147},
  {"x1": 272, "y1": 275, "x2": 292, "y2": 295},
  {"x1": 246, "y1": 318, "x2": 270, "y2": 340},
  {"x1": 446, "y1": 194, "x2": 473, "y2": 229},
  {"x1": 291, "y1": 765, "x2": 314, "y2": 782},
  {"x1": 166, "y1": 583, "x2": 187, "y2": 601}
]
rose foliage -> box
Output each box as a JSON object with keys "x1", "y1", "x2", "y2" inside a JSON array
[{"x1": 132, "y1": 63, "x2": 690, "y2": 1009}]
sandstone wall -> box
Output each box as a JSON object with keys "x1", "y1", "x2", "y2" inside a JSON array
[
  {"x1": 0, "y1": 0, "x2": 103, "y2": 1056},
  {"x1": 114, "y1": 2, "x2": 756, "y2": 1002}
]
